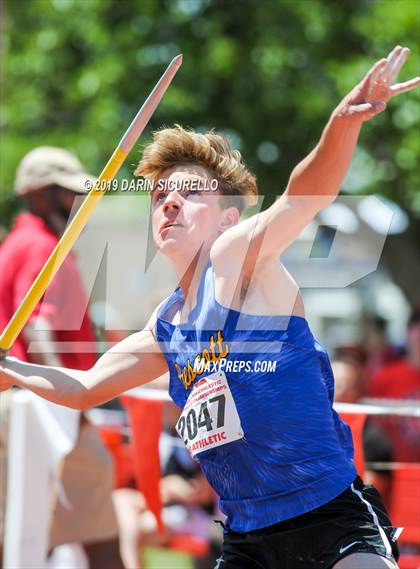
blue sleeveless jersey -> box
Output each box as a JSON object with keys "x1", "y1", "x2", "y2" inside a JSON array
[{"x1": 156, "y1": 263, "x2": 357, "y2": 532}]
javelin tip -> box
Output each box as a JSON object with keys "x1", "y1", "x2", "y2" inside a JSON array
[{"x1": 172, "y1": 54, "x2": 183, "y2": 67}]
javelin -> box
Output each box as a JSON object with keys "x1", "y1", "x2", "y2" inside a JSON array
[{"x1": 0, "y1": 54, "x2": 183, "y2": 355}]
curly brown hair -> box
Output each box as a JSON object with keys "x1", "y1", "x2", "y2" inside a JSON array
[{"x1": 134, "y1": 125, "x2": 258, "y2": 212}]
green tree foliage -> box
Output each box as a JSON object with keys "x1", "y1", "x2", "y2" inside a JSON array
[{"x1": 1, "y1": 0, "x2": 419, "y2": 225}]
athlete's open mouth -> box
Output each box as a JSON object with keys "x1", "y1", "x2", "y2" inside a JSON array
[{"x1": 160, "y1": 222, "x2": 183, "y2": 236}]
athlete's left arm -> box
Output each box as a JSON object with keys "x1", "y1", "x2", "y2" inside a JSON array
[
  {"x1": 212, "y1": 46, "x2": 419, "y2": 269},
  {"x1": 284, "y1": 45, "x2": 419, "y2": 205}
]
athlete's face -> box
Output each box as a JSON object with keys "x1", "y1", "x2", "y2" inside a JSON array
[{"x1": 151, "y1": 164, "x2": 235, "y2": 261}]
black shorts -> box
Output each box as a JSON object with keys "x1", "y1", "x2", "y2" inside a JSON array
[{"x1": 215, "y1": 476, "x2": 400, "y2": 569}]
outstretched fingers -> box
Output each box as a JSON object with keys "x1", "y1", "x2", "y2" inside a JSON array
[
  {"x1": 369, "y1": 59, "x2": 388, "y2": 85},
  {"x1": 382, "y1": 45, "x2": 404, "y2": 81},
  {"x1": 390, "y1": 76, "x2": 420, "y2": 96},
  {"x1": 387, "y1": 47, "x2": 410, "y2": 82},
  {"x1": 362, "y1": 45, "x2": 418, "y2": 99},
  {"x1": 342, "y1": 46, "x2": 418, "y2": 121},
  {"x1": 360, "y1": 58, "x2": 387, "y2": 96}
]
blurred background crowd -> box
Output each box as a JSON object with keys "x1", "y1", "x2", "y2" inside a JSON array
[{"x1": 0, "y1": 1, "x2": 419, "y2": 568}]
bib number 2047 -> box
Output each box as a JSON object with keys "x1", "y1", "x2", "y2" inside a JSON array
[
  {"x1": 177, "y1": 394, "x2": 225, "y2": 445},
  {"x1": 175, "y1": 371, "x2": 244, "y2": 457}
]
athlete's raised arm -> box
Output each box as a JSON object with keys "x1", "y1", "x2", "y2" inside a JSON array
[
  {"x1": 211, "y1": 46, "x2": 419, "y2": 269},
  {"x1": 0, "y1": 309, "x2": 168, "y2": 410}
]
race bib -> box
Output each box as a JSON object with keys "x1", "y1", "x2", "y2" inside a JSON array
[{"x1": 176, "y1": 371, "x2": 244, "y2": 457}]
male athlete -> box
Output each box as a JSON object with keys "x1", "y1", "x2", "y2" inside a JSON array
[{"x1": 1, "y1": 46, "x2": 419, "y2": 568}]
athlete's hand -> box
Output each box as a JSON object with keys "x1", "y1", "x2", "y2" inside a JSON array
[{"x1": 333, "y1": 46, "x2": 420, "y2": 123}]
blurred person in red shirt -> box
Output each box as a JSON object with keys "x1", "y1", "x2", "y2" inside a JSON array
[
  {"x1": 0, "y1": 147, "x2": 123, "y2": 568},
  {"x1": 0, "y1": 183, "x2": 95, "y2": 367},
  {"x1": 368, "y1": 308, "x2": 420, "y2": 463}
]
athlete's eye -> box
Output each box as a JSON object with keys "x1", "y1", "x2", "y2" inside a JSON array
[
  {"x1": 185, "y1": 189, "x2": 203, "y2": 198},
  {"x1": 153, "y1": 191, "x2": 167, "y2": 204}
]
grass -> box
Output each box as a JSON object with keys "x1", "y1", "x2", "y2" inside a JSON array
[{"x1": 142, "y1": 546, "x2": 194, "y2": 569}]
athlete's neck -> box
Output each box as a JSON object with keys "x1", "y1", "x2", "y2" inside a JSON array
[{"x1": 171, "y1": 252, "x2": 210, "y2": 314}]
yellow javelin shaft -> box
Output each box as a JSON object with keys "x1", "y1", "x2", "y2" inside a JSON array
[{"x1": 0, "y1": 54, "x2": 182, "y2": 354}]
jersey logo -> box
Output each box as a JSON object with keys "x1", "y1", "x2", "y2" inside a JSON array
[{"x1": 174, "y1": 330, "x2": 229, "y2": 389}]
